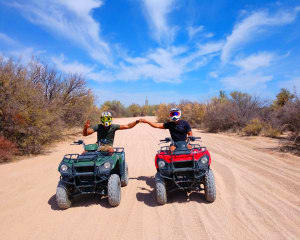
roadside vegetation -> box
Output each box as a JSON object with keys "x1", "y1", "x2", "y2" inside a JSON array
[
  {"x1": 155, "y1": 89, "x2": 300, "y2": 155},
  {"x1": 1, "y1": 56, "x2": 299, "y2": 162}
]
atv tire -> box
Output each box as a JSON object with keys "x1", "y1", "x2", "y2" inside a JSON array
[
  {"x1": 121, "y1": 162, "x2": 129, "y2": 187},
  {"x1": 204, "y1": 169, "x2": 216, "y2": 203},
  {"x1": 108, "y1": 174, "x2": 121, "y2": 207},
  {"x1": 56, "y1": 182, "x2": 71, "y2": 209},
  {"x1": 155, "y1": 173, "x2": 167, "y2": 205}
]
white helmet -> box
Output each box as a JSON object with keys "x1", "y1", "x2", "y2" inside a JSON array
[{"x1": 169, "y1": 108, "x2": 181, "y2": 121}]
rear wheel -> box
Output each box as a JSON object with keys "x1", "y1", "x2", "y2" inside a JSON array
[
  {"x1": 121, "y1": 162, "x2": 129, "y2": 187},
  {"x1": 204, "y1": 169, "x2": 216, "y2": 203},
  {"x1": 56, "y1": 181, "x2": 71, "y2": 209},
  {"x1": 108, "y1": 174, "x2": 121, "y2": 207},
  {"x1": 155, "y1": 173, "x2": 167, "y2": 205}
]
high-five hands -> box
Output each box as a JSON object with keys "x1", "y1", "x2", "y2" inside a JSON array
[{"x1": 139, "y1": 118, "x2": 148, "y2": 123}]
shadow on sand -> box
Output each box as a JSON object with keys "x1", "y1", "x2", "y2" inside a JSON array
[
  {"x1": 131, "y1": 176, "x2": 209, "y2": 207},
  {"x1": 48, "y1": 193, "x2": 113, "y2": 211}
]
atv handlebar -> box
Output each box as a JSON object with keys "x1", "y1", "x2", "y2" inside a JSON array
[
  {"x1": 73, "y1": 140, "x2": 84, "y2": 145},
  {"x1": 159, "y1": 136, "x2": 201, "y2": 143}
]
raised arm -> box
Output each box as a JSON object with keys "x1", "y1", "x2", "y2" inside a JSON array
[
  {"x1": 83, "y1": 120, "x2": 95, "y2": 136},
  {"x1": 140, "y1": 119, "x2": 164, "y2": 129},
  {"x1": 119, "y1": 120, "x2": 140, "y2": 130}
]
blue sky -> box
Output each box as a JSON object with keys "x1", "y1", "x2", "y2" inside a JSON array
[{"x1": 0, "y1": 0, "x2": 299, "y2": 105}]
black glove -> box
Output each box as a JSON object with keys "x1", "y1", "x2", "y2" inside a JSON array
[{"x1": 189, "y1": 136, "x2": 196, "y2": 141}]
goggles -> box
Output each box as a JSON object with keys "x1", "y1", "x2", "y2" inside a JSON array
[
  {"x1": 101, "y1": 116, "x2": 112, "y2": 122},
  {"x1": 169, "y1": 111, "x2": 180, "y2": 117}
]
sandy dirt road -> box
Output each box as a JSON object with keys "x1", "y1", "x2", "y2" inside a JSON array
[{"x1": 0, "y1": 117, "x2": 299, "y2": 240}]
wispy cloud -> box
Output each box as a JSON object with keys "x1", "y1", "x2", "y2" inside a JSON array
[
  {"x1": 142, "y1": 0, "x2": 177, "y2": 43},
  {"x1": 52, "y1": 55, "x2": 94, "y2": 75},
  {"x1": 220, "y1": 51, "x2": 278, "y2": 90},
  {"x1": 187, "y1": 25, "x2": 204, "y2": 39},
  {"x1": 53, "y1": 41, "x2": 222, "y2": 84},
  {"x1": 0, "y1": 32, "x2": 17, "y2": 45},
  {"x1": 221, "y1": 72, "x2": 273, "y2": 90},
  {"x1": 234, "y1": 52, "x2": 275, "y2": 71},
  {"x1": 221, "y1": 7, "x2": 300, "y2": 63},
  {"x1": 9, "y1": 0, "x2": 112, "y2": 66}
]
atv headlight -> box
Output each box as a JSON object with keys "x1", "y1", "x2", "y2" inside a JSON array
[
  {"x1": 103, "y1": 162, "x2": 111, "y2": 169},
  {"x1": 158, "y1": 160, "x2": 166, "y2": 168},
  {"x1": 60, "y1": 164, "x2": 68, "y2": 172},
  {"x1": 201, "y1": 156, "x2": 209, "y2": 164}
]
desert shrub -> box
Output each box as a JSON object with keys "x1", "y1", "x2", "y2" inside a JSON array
[
  {"x1": 262, "y1": 124, "x2": 281, "y2": 138},
  {"x1": 0, "y1": 136, "x2": 18, "y2": 163},
  {"x1": 203, "y1": 98, "x2": 236, "y2": 132},
  {"x1": 140, "y1": 104, "x2": 157, "y2": 116},
  {"x1": 276, "y1": 96, "x2": 300, "y2": 141},
  {"x1": 203, "y1": 91, "x2": 262, "y2": 132},
  {"x1": 100, "y1": 101, "x2": 126, "y2": 117},
  {"x1": 155, "y1": 103, "x2": 173, "y2": 122},
  {"x1": 179, "y1": 101, "x2": 205, "y2": 128},
  {"x1": 0, "y1": 56, "x2": 100, "y2": 156},
  {"x1": 127, "y1": 104, "x2": 141, "y2": 117},
  {"x1": 242, "y1": 118, "x2": 264, "y2": 136}
]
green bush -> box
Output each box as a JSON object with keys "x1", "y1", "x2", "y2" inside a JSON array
[{"x1": 242, "y1": 119, "x2": 264, "y2": 136}]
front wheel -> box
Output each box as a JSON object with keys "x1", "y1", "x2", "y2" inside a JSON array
[
  {"x1": 107, "y1": 174, "x2": 121, "y2": 207},
  {"x1": 155, "y1": 173, "x2": 167, "y2": 205},
  {"x1": 204, "y1": 169, "x2": 216, "y2": 203},
  {"x1": 56, "y1": 181, "x2": 71, "y2": 209}
]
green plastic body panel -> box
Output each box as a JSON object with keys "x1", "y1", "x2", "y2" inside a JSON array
[
  {"x1": 84, "y1": 143, "x2": 98, "y2": 151},
  {"x1": 58, "y1": 152, "x2": 124, "y2": 171}
]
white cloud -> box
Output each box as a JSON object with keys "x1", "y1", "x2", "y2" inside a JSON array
[
  {"x1": 0, "y1": 32, "x2": 17, "y2": 45},
  {"x1": 51, "y1": 41, "x2": 221, "y2": 84},
  {"x1": 234, "y1": 52, "x2": 275, "y2": 71},
  {"x1": 9, "y1": 47, "x2": 45, "y2": 64},
  {"x1": 221, "y1": 72, "x2": 273, "y2": 90},
  {"x1": 204, "y1": 32, "x2": 214, "y2": 38},
  {"x1": 52, "y1": 55, "x2": 94, "y2": 75},
  {"x1": 187, "y1": 25, "x2": 204, "y2": 39},
  {"x1": 221, "y1": 8, "x2": 300, "y2": 63},
  {"x1": 187, "y1": 26, "x2": 214, "y2": 39},
  {"x1": 143, "y1": 0, "x2": 176, "y2": 43},
  {"x1": 209, "y1": 71, "x2": 218, "y2": 78},
  {"x1": 10, "y1": 0, "x2": 111, "y2": 66},
  {"x1": 221, "y1": 51, "x2": 278, "y2": 90}
]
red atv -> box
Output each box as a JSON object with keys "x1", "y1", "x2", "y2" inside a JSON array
[{"x1": 154, "y1": 137, "x2": 216, "y2": 205}]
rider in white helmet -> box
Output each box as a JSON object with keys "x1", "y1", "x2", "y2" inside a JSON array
[
  {"x1": 140, "y1": 108, "x2": 194, "y2": 151},
  {"x1": 83, "y1": 111, "x2": 140, "y2": 152}
]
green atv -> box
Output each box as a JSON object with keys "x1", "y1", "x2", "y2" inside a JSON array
[{"x1": 56, "y1": 140, "x2": 128, "y2": 209}]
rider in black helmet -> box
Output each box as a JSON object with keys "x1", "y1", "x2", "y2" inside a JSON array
[{"x1": 140, "y1": 108, "x2": 194, "y2": 151}]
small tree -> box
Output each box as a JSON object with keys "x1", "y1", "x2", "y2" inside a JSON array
[{"x1": 273, "y1": 88, "x2": 294, "y2": 108}]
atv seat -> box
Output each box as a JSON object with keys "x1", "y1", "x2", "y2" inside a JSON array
[{"x1": 172, "y1": 141, "x2": 191, "y2": 155}]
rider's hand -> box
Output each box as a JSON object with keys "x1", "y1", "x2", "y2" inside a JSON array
[
  {"x1": 140, "y1": 118, "x2": 147, "y2": 123},
  {"x1": 189, "y1": 136, "x2": 196, "y2": 141}
]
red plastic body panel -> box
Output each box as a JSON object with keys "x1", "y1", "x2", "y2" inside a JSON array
[{"x1": 155, "y1": 149, "x2": 211, "y2": 169}]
